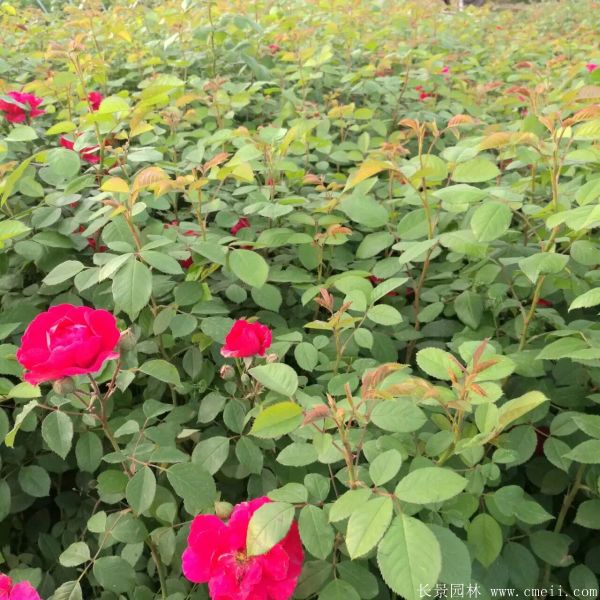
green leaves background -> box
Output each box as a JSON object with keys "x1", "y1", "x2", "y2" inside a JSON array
[{"x1": 0, "y1": 0, "x2": 600, "y2": 598}]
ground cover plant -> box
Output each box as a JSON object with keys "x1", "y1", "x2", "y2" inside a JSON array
[{"x1": 0, "y1": 0, "x2": 600, "y2": 598}]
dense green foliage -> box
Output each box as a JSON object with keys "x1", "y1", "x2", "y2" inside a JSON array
[{"x1": 0, "y1": 0, "x2": 600, "y2": 598}]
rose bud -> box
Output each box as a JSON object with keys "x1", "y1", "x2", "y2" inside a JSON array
[
  {"x1": 219, "y1": 364, "x2": 235, "y2": 380},
  {"x1": 214, "y1": 501, "x2": 234, "y2": 519},
  {"x1": 118, "y1": 328, "x2": 136, "y2": 351},
  {"x1": 52, "y1": 377, "x2": 76, "y2": 395}
]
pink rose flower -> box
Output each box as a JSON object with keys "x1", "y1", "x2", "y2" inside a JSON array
[
  {"x1": 0, "y1": 91, "x2": 45, "y2": 123},
  {"x1": 182, "y1": 497, "x2": 304, "y2": 600},
  {"x1": 59, "y1": 135, "x2": 100, "y2": 164},
  {"x1": 231, "y1": 217, "x2": 250, "y2": 235},
  {"x1": 221, "y1": 320, "x2": 272, "y2": 358},
  {"x1": 16, "y1": 304, "x2": 120, "y2": 385},
  {"x1": 586, "y1": 63, "x2": 598, "y2": 73},
  {"x1": 0, "y1": 574, "x2": 41, "y2": 600},
  {"x1": 88, "y1": 91, "x2": 104, "y2": 111},
  {"x1": 441, "y1": 66, "x2": 450, "y2": 74}
]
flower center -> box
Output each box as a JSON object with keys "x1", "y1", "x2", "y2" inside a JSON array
[{"x1": 47, "y1": 319, "x2": 90, "y2": 349}]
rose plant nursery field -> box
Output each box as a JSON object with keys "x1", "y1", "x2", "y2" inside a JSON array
[{"x1": 0, "y1": 0, "x2": 599, "y2": 598}]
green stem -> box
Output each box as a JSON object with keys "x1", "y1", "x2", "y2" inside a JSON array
[{"x1": 541, "y1": 464, "x2": 586, "y2": 586}]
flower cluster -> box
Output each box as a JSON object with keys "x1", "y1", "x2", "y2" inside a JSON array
[{"x1": 182, "y1": 497, "x2": 303, "y2": 600}]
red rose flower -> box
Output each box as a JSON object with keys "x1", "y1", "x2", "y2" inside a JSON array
[
  {"x1": 0, "y1": 574, "x2": 41, "y2": 600},
  {"x1": 537, "y1": 299, "x2": 553, "y2": 308},
  {"x1": 586, "y1": 63, "x2": 598, "y2": 73},
  {"x1": 179, "y1": 256, "x2": 194, "y2": 269},
  {"x1": 0, "y1": 91, "x2": 45, "y2": 123},
  {"x1": 231, "y1": 217, "x2": 250, "y2": 235},
  {"x1": 87, "y1": 91, "x2": 104, "y2": 111},
  {"x1": 16, "y1": 304, "x2": 120, "y2": 385},
  {"x1": 60, "y1": 135, "x2": 100, "y2": 164},
  {"x1": 221, "y1": 319, "x2": 272, "y2": 358},
  {"x1": 182, "y1": 497, "x2": 303, "y2": 600}
]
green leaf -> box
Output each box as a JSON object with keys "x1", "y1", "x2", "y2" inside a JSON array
[
  {"x1": 295, "y1": 342, "x2": 319, "y2": 371},
  {"x1": 370, "y1": 277, "x2": 409, "y2": 302},
  {"x1": 329, "y1": 489, "x2": 373, "y2": 522},
  {"x1": 395, "y1": 467, "x2": 467, "y2": 504},
  {"x1": 5, "y1": 400, "x2": 38, "y2": 447},
  {"x1": 7, "y1": 382, "x2": 40, "y2": 399},
  {"x1": 416, "y1": 347, "x2": 461, "y2": 380},
  {"x1": 519, "y1": 252, "x2": 569, "y2": 284},
  {"x1": 75, "y1": 432, "x2": 103, "y2": 473},
  {"x1": 191, "y1": 436, "x2": 230, "y2": 475},
  {"x1": 229, "y1": 249, "x2": 269, "y2": 288},
  {"x1": 126, "y1": 465, "x2": 156, "y2": 515},
  {"x1": 574, "y1": 500, "x2": 600, "y2": 529},
  {"x1": 356, "y1": 231, "x2": 395, "y2": 259},
  {"x1": 92, "y1": 556, "x2": 136, "y2": 594},
  {"x1": 250, "y1": 401, "x2": 303, "y2": 438},
  {"x1": 141, "y1": 250, "x2": 183, "y2": 274},
  {"x1": 336, "y1": 561, "x2": 379, "y2": 599},
  {"x1": 318, "y1": 580, "x2": 360, "y2": 600},
  {"x1": 0, "y1": 219, "x2": 30, "y2": 246},
  {"x1": 340, "y1": 194, "x2": 389, "y2": 228},
  {"x1": 467, "y1": 513, "x2": 502, "y2": 567},
  {"x1": 59, "y1": 542, "x2": 90, "y2": 567},
  {"x1": 564, "y1": 440, "x2": 600, "y2": 463},
  {"x1": 51, "y1": 581, "x2": 83, "y2": 600},
  {"x1": 246, "y1": 501, "x2": 294, "y2": 556},
  {"x1": 471, "y1": 201, "x2": 512, "y2": 241},
  {"x1": 112, "y1": 257, "x2": 152, "y2": 319},
  {"x1": 19, "y1": 465, "x2": 51, "y2": 497},
  {"x1": 346, "y1": 496, "x2": 393, "y2": 559},
  {"x1": 5, "y1": 125, "x2": 38, "y2": 141},
  {"x1": 0, "y1": 156, "x2": 35, "y2": 207},
  {"x1": 452, "y1": 157, "x2": 500, "y2": 182},
  {"x1": 249, "y1": 363, "x2": 299, "y2": 397},
  {"x1": 429, "y1": 524, "x2": 472, "y2": 585},
  {"x1": 43, "y1": 260, "x2": 85, "y2": 285},
  {"x1": 569, "y1": 288, "x2": 600, "y2": 311},
  {"x1": 299, "y1": 505, "x2": 335, "y2": 559},
  {"x1": 369, "y1": 449, "x2": 403, "y2": 485},
  {"x1": 139, "y1": 359, "x2": 181, "y2": 385},
  {"x1": 166, "y1": 463, "x2": 216, "y2": 514},
  {"x1": 370, "y1": 401, "x2": 426, "y2": 433},
  {"x1": 529, "y1": 530, "x2": 573, "y2": 567},
  {"x1": 497, "y1": 391, "x2": 548, "y2": 430},
  {"x1": 454, "y1": 290, "x2": 483, "y2": 329},
  {"x1": 41, "y1": 411, "x2": 73, "y2": 459},
  {"x1": 277, "y1": 442, "x2": 318, "y2": 466},
  {"x1": 46, "y1": 148, "x2": 81, "y2": 180},
  {"x1": 377, "y1": 515, "x2": 442, "y2": 600},
  {"x1": 366, "y1": 304, "x2": 403, "y2": 326}
]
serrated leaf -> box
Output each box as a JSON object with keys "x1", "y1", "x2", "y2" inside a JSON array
[
  {"x1": 346, "y1": 496, "x2": 393, "y2": 559},
  {"x1": 246, "y1": 501, "x2": 294, "y2": 556},
  {"x1": 377, "y1": 515, "x2": 442, "y2": 600}
]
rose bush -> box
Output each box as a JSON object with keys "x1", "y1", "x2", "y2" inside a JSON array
[{"x1": 0, "y1": 0, "x2": 600, "y2": 599}]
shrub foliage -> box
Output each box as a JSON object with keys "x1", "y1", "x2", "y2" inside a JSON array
[{"x1": 0, "y1": 0, "x2": 600, "y2": 598}]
